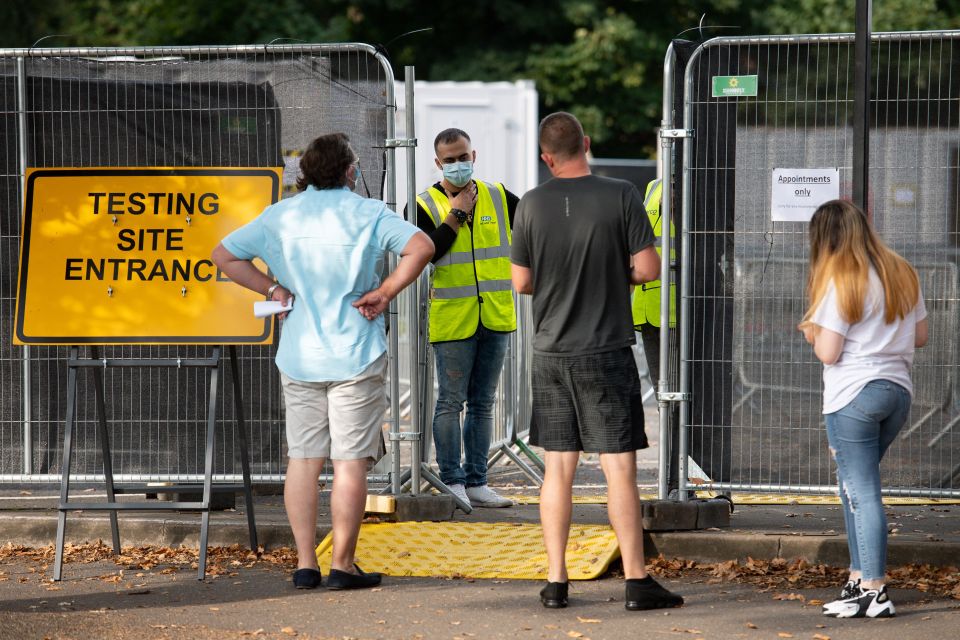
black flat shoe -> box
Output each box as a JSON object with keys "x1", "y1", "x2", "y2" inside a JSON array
[
  {"x1": 292, "y1": 568, "x2": 322, "y2": 589},
  {"x1": 625, "y1": 577, "x2": 683, "y2": 610},
  {"x1": 326, "y1": 564, "x2": 382, "y2": 590},
  {"x1": 539, "y1": 581, "x2": 569, "y2": 608}
]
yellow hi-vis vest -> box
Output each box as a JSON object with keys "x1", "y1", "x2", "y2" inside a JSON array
[
  {"x1": 632, "y1": 178, "x2": 677, "y2": 329},
  {"x1": 417, "y1": 180, "x2": 517, "y2": 342}
]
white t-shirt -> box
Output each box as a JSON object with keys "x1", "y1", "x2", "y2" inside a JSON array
[{"x1": 808, "y1": 268, "x2": 927, "y2": 414}]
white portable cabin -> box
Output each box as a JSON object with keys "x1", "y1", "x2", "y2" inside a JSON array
[{"x1": 393, "y1": 80, "x2": 539, "y2": 219}]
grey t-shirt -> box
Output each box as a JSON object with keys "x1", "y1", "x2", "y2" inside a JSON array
[{"x1": 511, "y1": 174, "x2": 656, "y2": 355}]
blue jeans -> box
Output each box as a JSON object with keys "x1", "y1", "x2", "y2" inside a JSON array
[
  {"x1": 824, "y1": 379, "x2": 911, "y2": 581},
  {"x1": 431, "y1": 325, "x2": 510, "y2": 487}
]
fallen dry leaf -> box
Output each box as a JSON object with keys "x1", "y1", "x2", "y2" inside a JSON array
[
  {"x1": 280, "y1": 627, "x2": 297, "y2": 636},
  {"x1": 576, "y1": 616, "x2": 601, "y2": 623},
  {"x1": 813, "y1": 634, "x2": 831, "y2": 640},
  {"x1": 777, "y1": 634, "x2": 793, "y2": 639},
  {"x1": 746, "y1": 622, "x2": 758, "y2": 629},
  {"x1": 566, "y1": 632, "x2": 583, "y2": 639},
  {"x1": 772, "y1": 593, "x2": 806, "y2": 602}
]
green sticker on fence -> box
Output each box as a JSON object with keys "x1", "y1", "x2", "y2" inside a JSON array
[{"x1": 712, "y1": 75, "x2": 758, "y2": 97}]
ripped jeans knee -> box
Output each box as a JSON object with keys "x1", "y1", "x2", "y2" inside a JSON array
[{"x1": 830, "y1": 446, "x2": 857, "y2": 513}]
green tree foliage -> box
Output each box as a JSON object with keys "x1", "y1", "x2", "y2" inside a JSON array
[
  {"x1": 757, "y1": 0, "x2": 958, "y2": 34},
  {"x1": 0, "y1": 0, "x2": 955, "y2": 156},
  {"x1": 0, "y1": 0, "x2": 337, "y2": 47}
]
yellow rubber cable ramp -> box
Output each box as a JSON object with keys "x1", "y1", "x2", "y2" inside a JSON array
[{"x1": 315, "y1": 521, "x2": 619, "y2": 580}]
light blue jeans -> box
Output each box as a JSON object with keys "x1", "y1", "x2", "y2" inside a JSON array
[
  {"x1": 431, "y1": 325, "x2": 510, "y2": 487},
  {"x1": 824, "y1": 379, "x2": 911, "y2": 581}
]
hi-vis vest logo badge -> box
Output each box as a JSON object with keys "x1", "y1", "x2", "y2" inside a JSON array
[{"x1": 479, "y1": 215, "x2": 493, "y2": 224}]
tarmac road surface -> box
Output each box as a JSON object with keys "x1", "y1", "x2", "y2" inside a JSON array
[{"x1": 1, "y1": 554, "x2": 958, "y2": 640}]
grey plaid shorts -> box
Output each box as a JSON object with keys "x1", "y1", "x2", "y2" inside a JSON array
[{"x1": 529, "y1": 346, "x2": 648, "y2": 453}]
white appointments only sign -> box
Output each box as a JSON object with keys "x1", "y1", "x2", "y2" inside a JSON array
[{"x1": 771, "y1": 168, "x2": 840, "y2": 222}]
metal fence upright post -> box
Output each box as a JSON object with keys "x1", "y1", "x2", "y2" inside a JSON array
[
  {"x1": 853, "y1": 0, "x2": 873, "y2": 210},
  {"x1": 381, "y1": 54, "x2": 402, "y2": 496},
  {"x1": 657, "y1": 43, "x2": 677, "y2": 501},
  {"x1": 15, "y1": 55, "x2": 31, "y2": 476},
  {"x1": 678, "y1": 44, "x2": 703, "y2": 503},
  {"x1": 404, "y1": 65, "x2": 422, "y2": 494}
]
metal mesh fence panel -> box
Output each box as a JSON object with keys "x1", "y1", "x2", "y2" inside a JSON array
[
  {"x1": 0, "y1": 44, "x2": 396, "y2": 483},
  {"x1": 680, "y1": 32, "x2": 960, "y2": 496}
]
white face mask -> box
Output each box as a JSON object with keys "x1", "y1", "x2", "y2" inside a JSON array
[{"x1": 442, "y1": 160, "x2": 473, "y2": 188}]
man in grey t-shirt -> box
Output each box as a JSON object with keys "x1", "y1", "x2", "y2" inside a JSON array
[{"x1": 511, "y1": 112, "x2": 683, "y2": 612}]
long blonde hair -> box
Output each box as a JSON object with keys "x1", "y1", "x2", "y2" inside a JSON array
[{"x1": 803, "y1": 199, "x2": 919, "y2": 324}]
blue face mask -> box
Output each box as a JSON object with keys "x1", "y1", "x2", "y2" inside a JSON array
[
  {"x1": 353, "y1": 164, "x2": 362, "y2": 191},
  {"x1": 442, "y1": 161, "x2": 473, "y2": 188},
  {"x1": 349, "y1": 162, "x2": 365, "y2": 193}
]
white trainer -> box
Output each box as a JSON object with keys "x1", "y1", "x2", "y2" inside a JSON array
[
  {"x1": 466, "y1": 484, "x2": 513, "y2": 508},
  {"x1": 825, "y1": 585, "x2": 896, "y2": 618},
  {"x1": 448, "y1": 483, "x2": 471, "y2": 508},
  {"x1": 821, "y1": 579, "x2": 861, "y2": 615}
]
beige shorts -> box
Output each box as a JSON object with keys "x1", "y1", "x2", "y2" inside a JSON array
[{"x1": 280, "y1": 354, "x2": 387, "y2": 460}]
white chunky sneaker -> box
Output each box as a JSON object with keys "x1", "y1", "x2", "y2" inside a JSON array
[
  {"x1": 465, "y1": 484, "x2": 513, "y2": 508},
  {"x1": 826, "y1": 585, "x2": 896, "y2": 618},
  {"x1": 448, "y1": 483, "x2": 471, "y2": 508},
  {"x1": 821, "y1": 579, "x2": 861, "y2": 616}
]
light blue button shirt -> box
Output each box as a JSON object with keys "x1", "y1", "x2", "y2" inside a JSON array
[{"x1": 222, "y1": 186, "x2": 418, "y2": 382}]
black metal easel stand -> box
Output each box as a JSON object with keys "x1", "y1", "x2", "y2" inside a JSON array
[{"x1": 53, "y1": 345, "x2": 258, "y2": 581}]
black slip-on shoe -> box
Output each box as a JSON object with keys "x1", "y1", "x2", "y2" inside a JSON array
[
  {"x1": 292, "y1": 568, "x2": 322, "y2": 589},
  {"x1": 326, "y1": 564, "x2": 382, "y2": 590},
  {"x1": 539, "y1": 581, "x2": 569, "y2": 609},
  {"x1": 625, "y1": 577, "x2": 684, "y2": 611}
]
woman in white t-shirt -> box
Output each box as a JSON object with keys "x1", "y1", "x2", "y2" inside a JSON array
[{"x1": 798, "y1": 199, "x2": 928, "y2": 619}]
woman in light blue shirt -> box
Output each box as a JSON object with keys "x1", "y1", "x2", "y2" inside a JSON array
[{"x1": 212, "y1": 133, "x2": 433, "y2": 590}]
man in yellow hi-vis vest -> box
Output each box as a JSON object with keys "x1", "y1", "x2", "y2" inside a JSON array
[
  {"x1": 411, "y1": 128, "x2": 519, "y2": 508},
  {"x1": 631, "y1": 178, "x2": 676, "y2": 332},
  {"x1": 631, "y1": 178, "x2": 681, "y2": 493}
]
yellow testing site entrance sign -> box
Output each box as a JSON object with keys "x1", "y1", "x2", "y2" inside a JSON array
[{"x1": 14, "y1": 167, "x2": 282, "y2": 345}]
